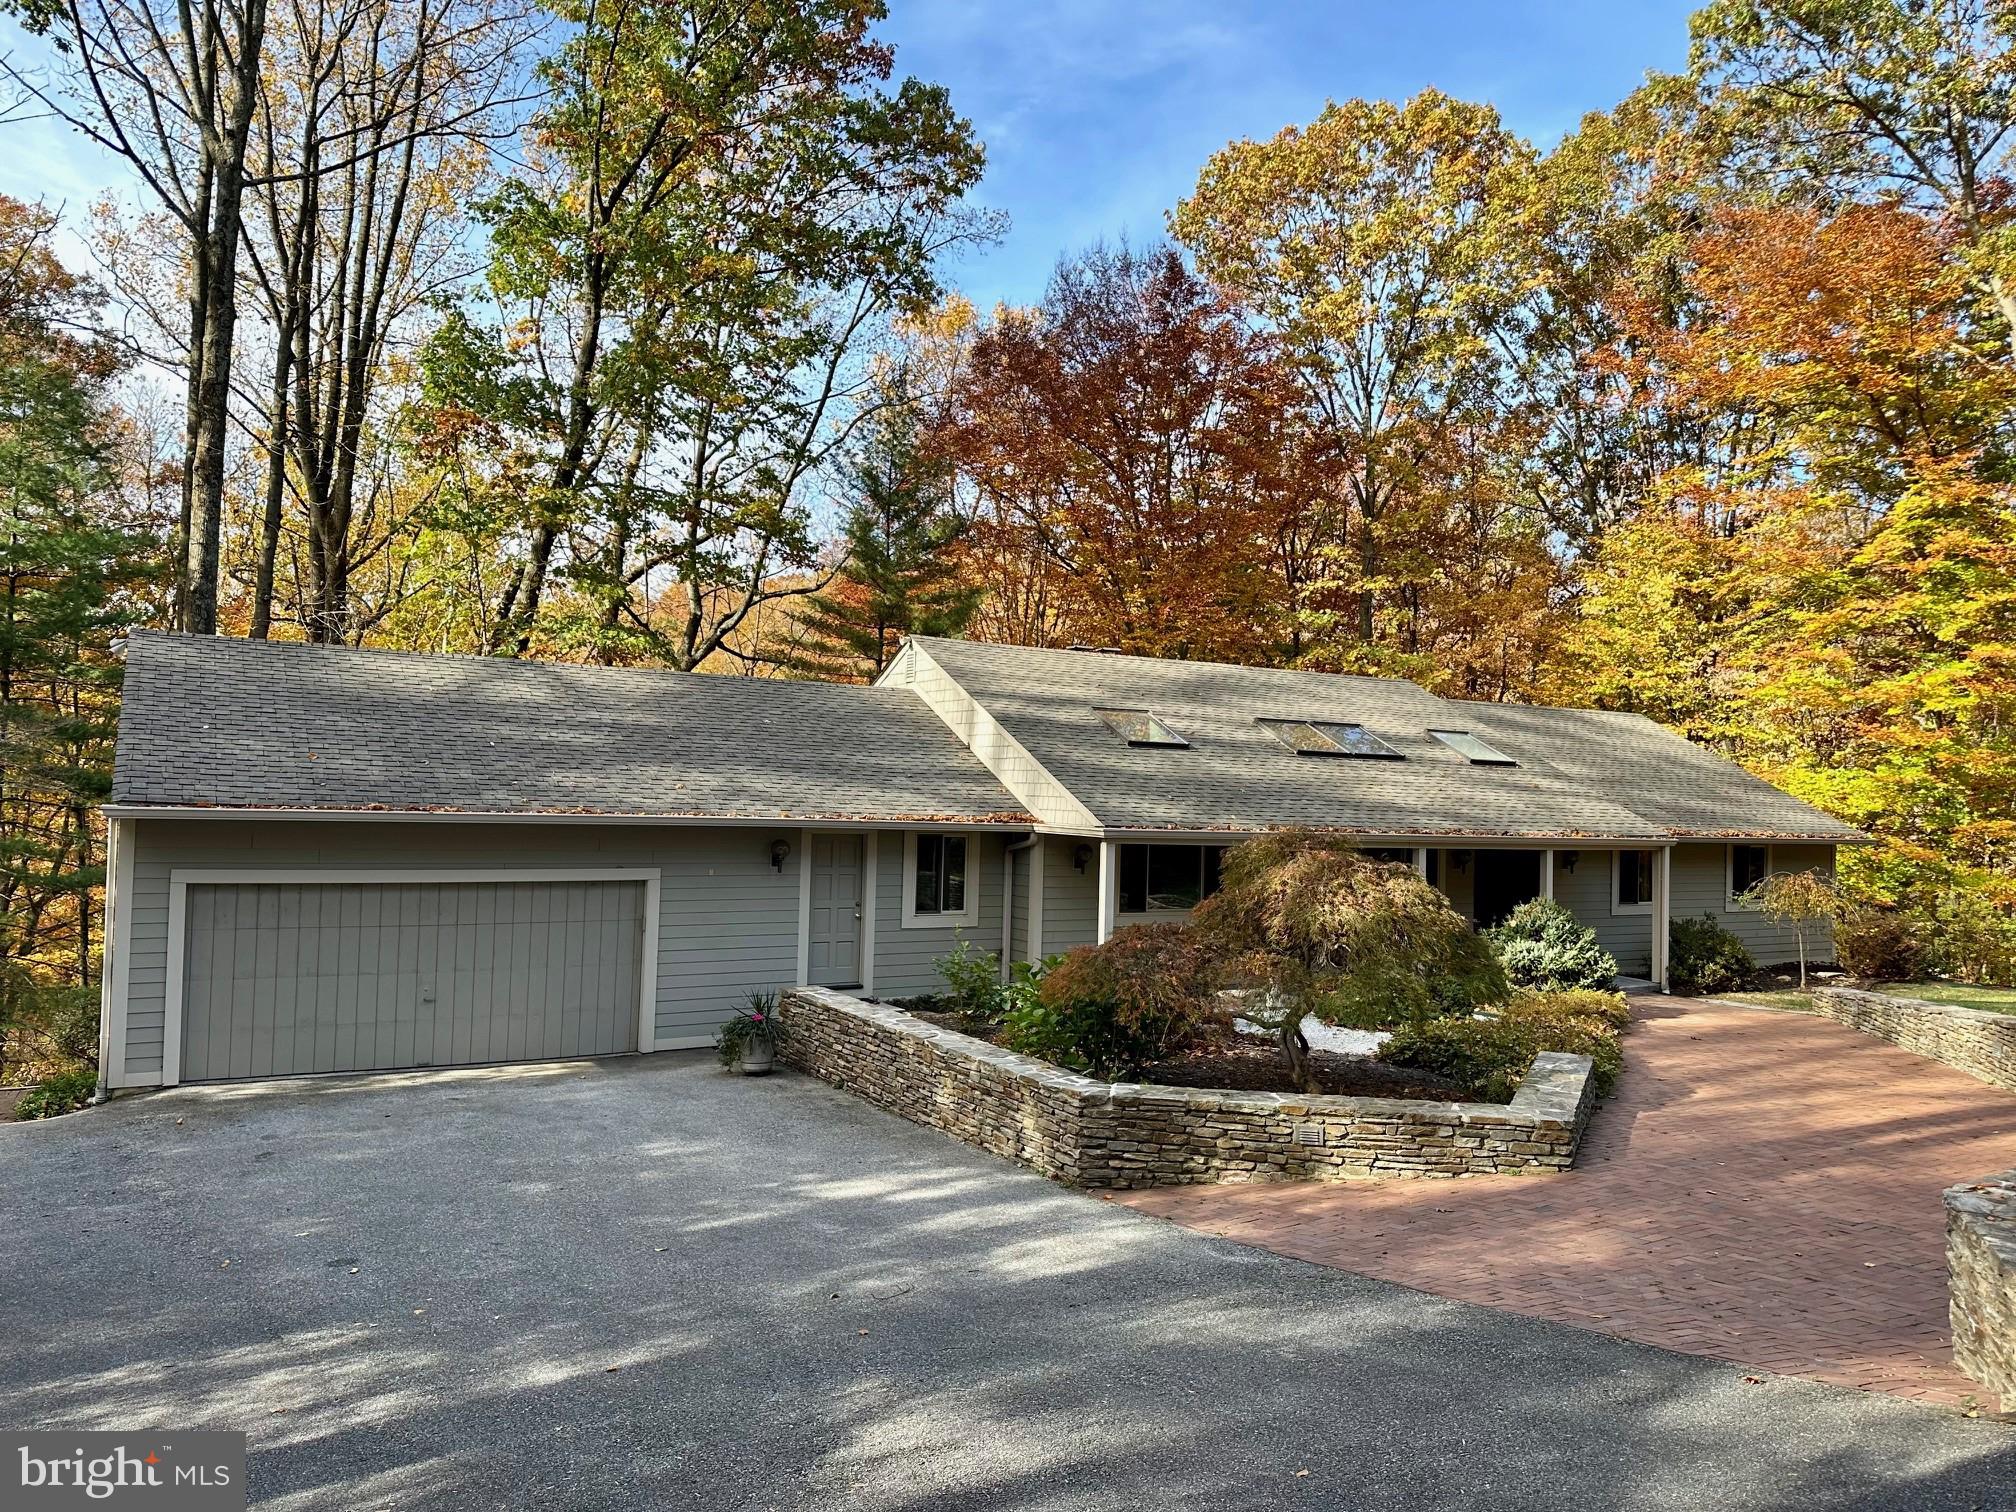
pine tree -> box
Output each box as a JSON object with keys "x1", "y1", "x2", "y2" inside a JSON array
[
  {"x1": 0, "y1": 199, "x2": 159, "y2": 1080},
  {"x1": 781, "y1": 422, "x2": 980, "y2": 682}
]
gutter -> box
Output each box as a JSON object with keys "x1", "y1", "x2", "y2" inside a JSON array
[
  {"x1": 1001, "y1": 832, "x2": 1041, "y2": 979},
  {"x1": 100, "y1": 805, "x2": 1038, "y2": 832}
]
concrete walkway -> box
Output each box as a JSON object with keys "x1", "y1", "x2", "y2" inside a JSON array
[
  {"x1": 1119, "y1": 995, "x2": 2016, "y2": 1409},
  {"x1": 5, "y1": 1051, "x2": 2013, "y2": 1508}
]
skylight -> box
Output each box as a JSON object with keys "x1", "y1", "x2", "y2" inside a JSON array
[
  {"x1": 1429, "y1": 728, "x2": 1517, "y2": 766},
  {"x1": 1097, "y1": 708, "x2": 1190, "y2": 748},
  {"x1": 1257, "y1": 718, "x2": 1403, "y2": 759}
]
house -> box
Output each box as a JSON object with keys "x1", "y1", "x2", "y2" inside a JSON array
[{"x1": 96, "y1": 632, "x2": 1862, "y2": 1090}]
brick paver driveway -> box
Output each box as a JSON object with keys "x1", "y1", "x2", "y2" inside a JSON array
[{"x1": 1117, "y1": 995, "x2": 2016, "y2": 1408}]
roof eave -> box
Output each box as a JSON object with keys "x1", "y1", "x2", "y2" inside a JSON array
[{"x1": 101, "y1": 803, "x2": 1038, "y2": 830}]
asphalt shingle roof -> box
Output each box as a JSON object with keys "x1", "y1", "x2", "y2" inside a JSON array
[
  {"x1": 112, "y1": 633, "x2": 1031, "y2": 823},
  {"x1": 907, "y1": 638, "x2": 1864, "y2": 843}
]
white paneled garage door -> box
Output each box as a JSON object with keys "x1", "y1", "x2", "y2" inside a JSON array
[{"x1": 179, "y1": 879, "x2": 647, "y2": 1081}]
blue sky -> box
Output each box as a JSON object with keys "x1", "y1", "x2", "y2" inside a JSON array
[
  {"x1": 4, "y1": 0, "x2": 1701, "y2": 305},
  {"x1": 887, "y1": 0, "x2": 1700, "y2": 310}
]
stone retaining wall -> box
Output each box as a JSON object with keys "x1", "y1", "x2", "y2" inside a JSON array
[
  {"x1": 1945, "y1": 1171, "x2": 2016, "y2": 1403},
  {"x1": 776, "y1": 987, "x2": 1598, "y2": 1188},
  {"x1": 1809, "y1": 986, "x2": 2016, "y2": 1096}
]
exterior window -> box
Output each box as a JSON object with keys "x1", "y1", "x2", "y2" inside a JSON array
[
  {"x1": 1616, "y1": 849, "x2": 1655, "y2": 911},
  {"x1": 1729, "y1": 844, "x2": 1770, "y2": 908},
  {"x1": 1096, "y1": 708, "x2": 1190, "y2": 747},
  {"x1": 1118, "y1": 844, "x2": 1225, "y2": 915},
  {"x1": 1428, "y1": 729, "x2": 1516, "y2": 766},
  {"x1": 1257, "y1": 718, "x2": 1402, "y2": 759},
  {"x1": 905, "y1": 833, "x2": 975, "y2": 927}
]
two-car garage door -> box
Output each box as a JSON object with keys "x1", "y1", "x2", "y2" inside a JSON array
[{"x1": 179, "y1": 879, "x2": 647, "y2": 1082}]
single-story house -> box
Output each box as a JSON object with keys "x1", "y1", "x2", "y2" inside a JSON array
[{"x1": 96, "y1": 632, "x2": 1863, "y2": 1090}]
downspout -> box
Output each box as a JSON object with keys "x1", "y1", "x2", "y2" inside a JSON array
[{"x1": 1002, "y1": 832, "x2": 1040, "y2": 981}]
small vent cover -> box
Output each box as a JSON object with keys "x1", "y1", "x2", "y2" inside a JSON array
[{"x1": 1293, "y1": 1123, "x2": 1326, "y2": 1147}]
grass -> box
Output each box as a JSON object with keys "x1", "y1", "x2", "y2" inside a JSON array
[
  {"x1": 1720, "y1": 988, "x2": 1815, "y2": 1011},
  {"x1": 1719, "y1": 980, "x2": 2016, "y2": 1016},
  {"x1": 1873, "y1": 981, "x2": 2016, "y2": 1015}
]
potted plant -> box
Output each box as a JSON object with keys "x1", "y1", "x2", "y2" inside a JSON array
[{"x1": 717, "y1": 992, "x2": 779, "y2": 1075}]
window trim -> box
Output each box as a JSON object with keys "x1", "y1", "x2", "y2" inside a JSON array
[
  {"x1": 1612, "y1": 848, "x2": 1655, "y2": 916},
  {"x1": 1726, "y1": 843, "x2": 1773, "y2": 912},
  {"x1": 901, "y1": 831, "x2": 981, "y2": 930},
  {"x1": 1114, "y1": 842, "x2": 1225, "y2": 924}
]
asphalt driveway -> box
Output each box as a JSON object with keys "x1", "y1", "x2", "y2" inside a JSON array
[{"x1": 3, "y1": 1056, "x2": 2012, "y2": 1511}]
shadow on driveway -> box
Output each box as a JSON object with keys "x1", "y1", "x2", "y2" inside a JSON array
[{"x1": 3, "y1": 1052, "x2": 2012, "y2": 1510}]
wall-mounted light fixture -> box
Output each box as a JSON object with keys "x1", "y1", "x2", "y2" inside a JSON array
[
  {"x1": 1560, "y1": 851, "x2": 1580, "y2": 875},
  {"x1": 770, "y1": 838, "x2": 792, "y2": 873},
  {"x1": 1072, "y1": 843, "x2": 1095, "y2": 873}
]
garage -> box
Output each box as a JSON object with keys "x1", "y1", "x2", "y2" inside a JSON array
[{"x1": 176, "y1": 878, "x2": 649, "y2": 1082}]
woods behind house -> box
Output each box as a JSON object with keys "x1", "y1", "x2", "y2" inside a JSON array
[{"x1": 2, "y1": 0, "x2": 2014, "y2": 1083}]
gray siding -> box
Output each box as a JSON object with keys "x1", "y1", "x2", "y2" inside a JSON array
[
  {"x1": 1670, "y1": 841, "x2": 1836, "y2": 966},
  {"x1": 1554, "y1": 851, "x2": 1655, "y2": 977},
  {"x1": 1041, "y1": 836, "x2": 1098, "y2": 956},
  {"x1": 868, "y1": 830, "x2": 1007, "y2": 998},
  {"x1": 120, "y1": 817, "x2": 803, "y2": 1080}
]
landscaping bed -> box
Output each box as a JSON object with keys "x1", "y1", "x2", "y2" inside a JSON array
[
  {"x1": 904, "y1": 1004, "x2": 1467, "y2": 1100},
  {"x1": 783, "y1": 986, "x2": 1601, "y2": 1187}
]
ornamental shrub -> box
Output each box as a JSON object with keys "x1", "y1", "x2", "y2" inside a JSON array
[
  {"x1": 1485, "y1": 898, "x2": 1618, "y2": 992},
  {"x1": 1834, "y1": 903, "x2": 1926, "y2": 983},
  {"x1": 1189, "y1": 831, "x2": 1507, "y2": 1088},
  {"x1": 14, "y1": 1065, "x2": 96, "y2": 1120},
  {"x1": 1667, "y1": 914, "x2": 1755, "y2": 995},
  {"x1": 1003, "y1": 925, "x2": 1220, "y2": 1080},
  {"x1": 935, "y1": 935, "x2": 1007, "y2": 1022},
  {"x1": 1380, "y1": 989, "x2": 1627, "y2": 1103}
]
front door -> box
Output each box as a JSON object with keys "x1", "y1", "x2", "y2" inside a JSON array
[
  {"x1": 809, "y1": 834, "x2": 864, "y2": 987},
  {"x1": 1471, "y1": 850, "x2": 1543, "y2": 928}
]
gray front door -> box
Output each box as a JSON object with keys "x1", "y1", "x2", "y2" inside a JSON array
[
  {"x1": 808, "y1": 835, "x2": 864, "y2": 987},
  {"x1": 180, "y1": 880, "x2": 645, "y2": 1081}
]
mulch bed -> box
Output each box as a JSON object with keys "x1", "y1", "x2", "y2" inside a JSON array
[
  {"x1": 899, "y1": 1003, "x2": 1466, "y2": 1102},
  {"x1": 1139, "y1": 1036, "x2": 1468, "y2": 1100}
]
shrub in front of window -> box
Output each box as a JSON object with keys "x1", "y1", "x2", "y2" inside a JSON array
[
  {"x1": 934, "y1": 936, "x2": 1005, "y2": 1022},
  {"x1": 1189, "y1": 829, "x2": 1507, "y2": 1090},
  {"x1": 1668, "y1": 914, "x2": 1755, "y2": 995},
  {"x1": 1002, "y1": 925, "x2": 1220, "y2": 1080},
  {"x1": 1485, "y1": 898, "x2": 1619, "y2": 992},
  {"x1": 1378, "y1": 992, "x2": 1624, "y2": 1103}
]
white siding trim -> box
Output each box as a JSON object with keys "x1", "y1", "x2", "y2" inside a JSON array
[
  {"x1": 1540, "y1": 850, "x2": 1554, "y2": 901},
  {"x1": 154, "y1": 866, "x2": 663, "y2": 1088},
  {"x1": 100, "y1": 816, "x2": 138, "y2": 1090},
  {"x1": 1096, "y1": 840, "x2": 1119, "y2": 944},
  {"x1": 898, "y1": 642, "x2": 1100, "y2": 830},
  {"x1": 1653, "y1": 846, "x2": 1672, "y2": 991},
  {"x1": 900, "y1": 830, "x2": 983, "y2": 929}
]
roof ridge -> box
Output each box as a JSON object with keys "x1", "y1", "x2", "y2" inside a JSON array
[
  {"x1": 126, "y1": 630, "x2": 922, "y2": 701},
  {"x1": 908, "y1": 635, "x2": 1430, "y2": 691}
]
